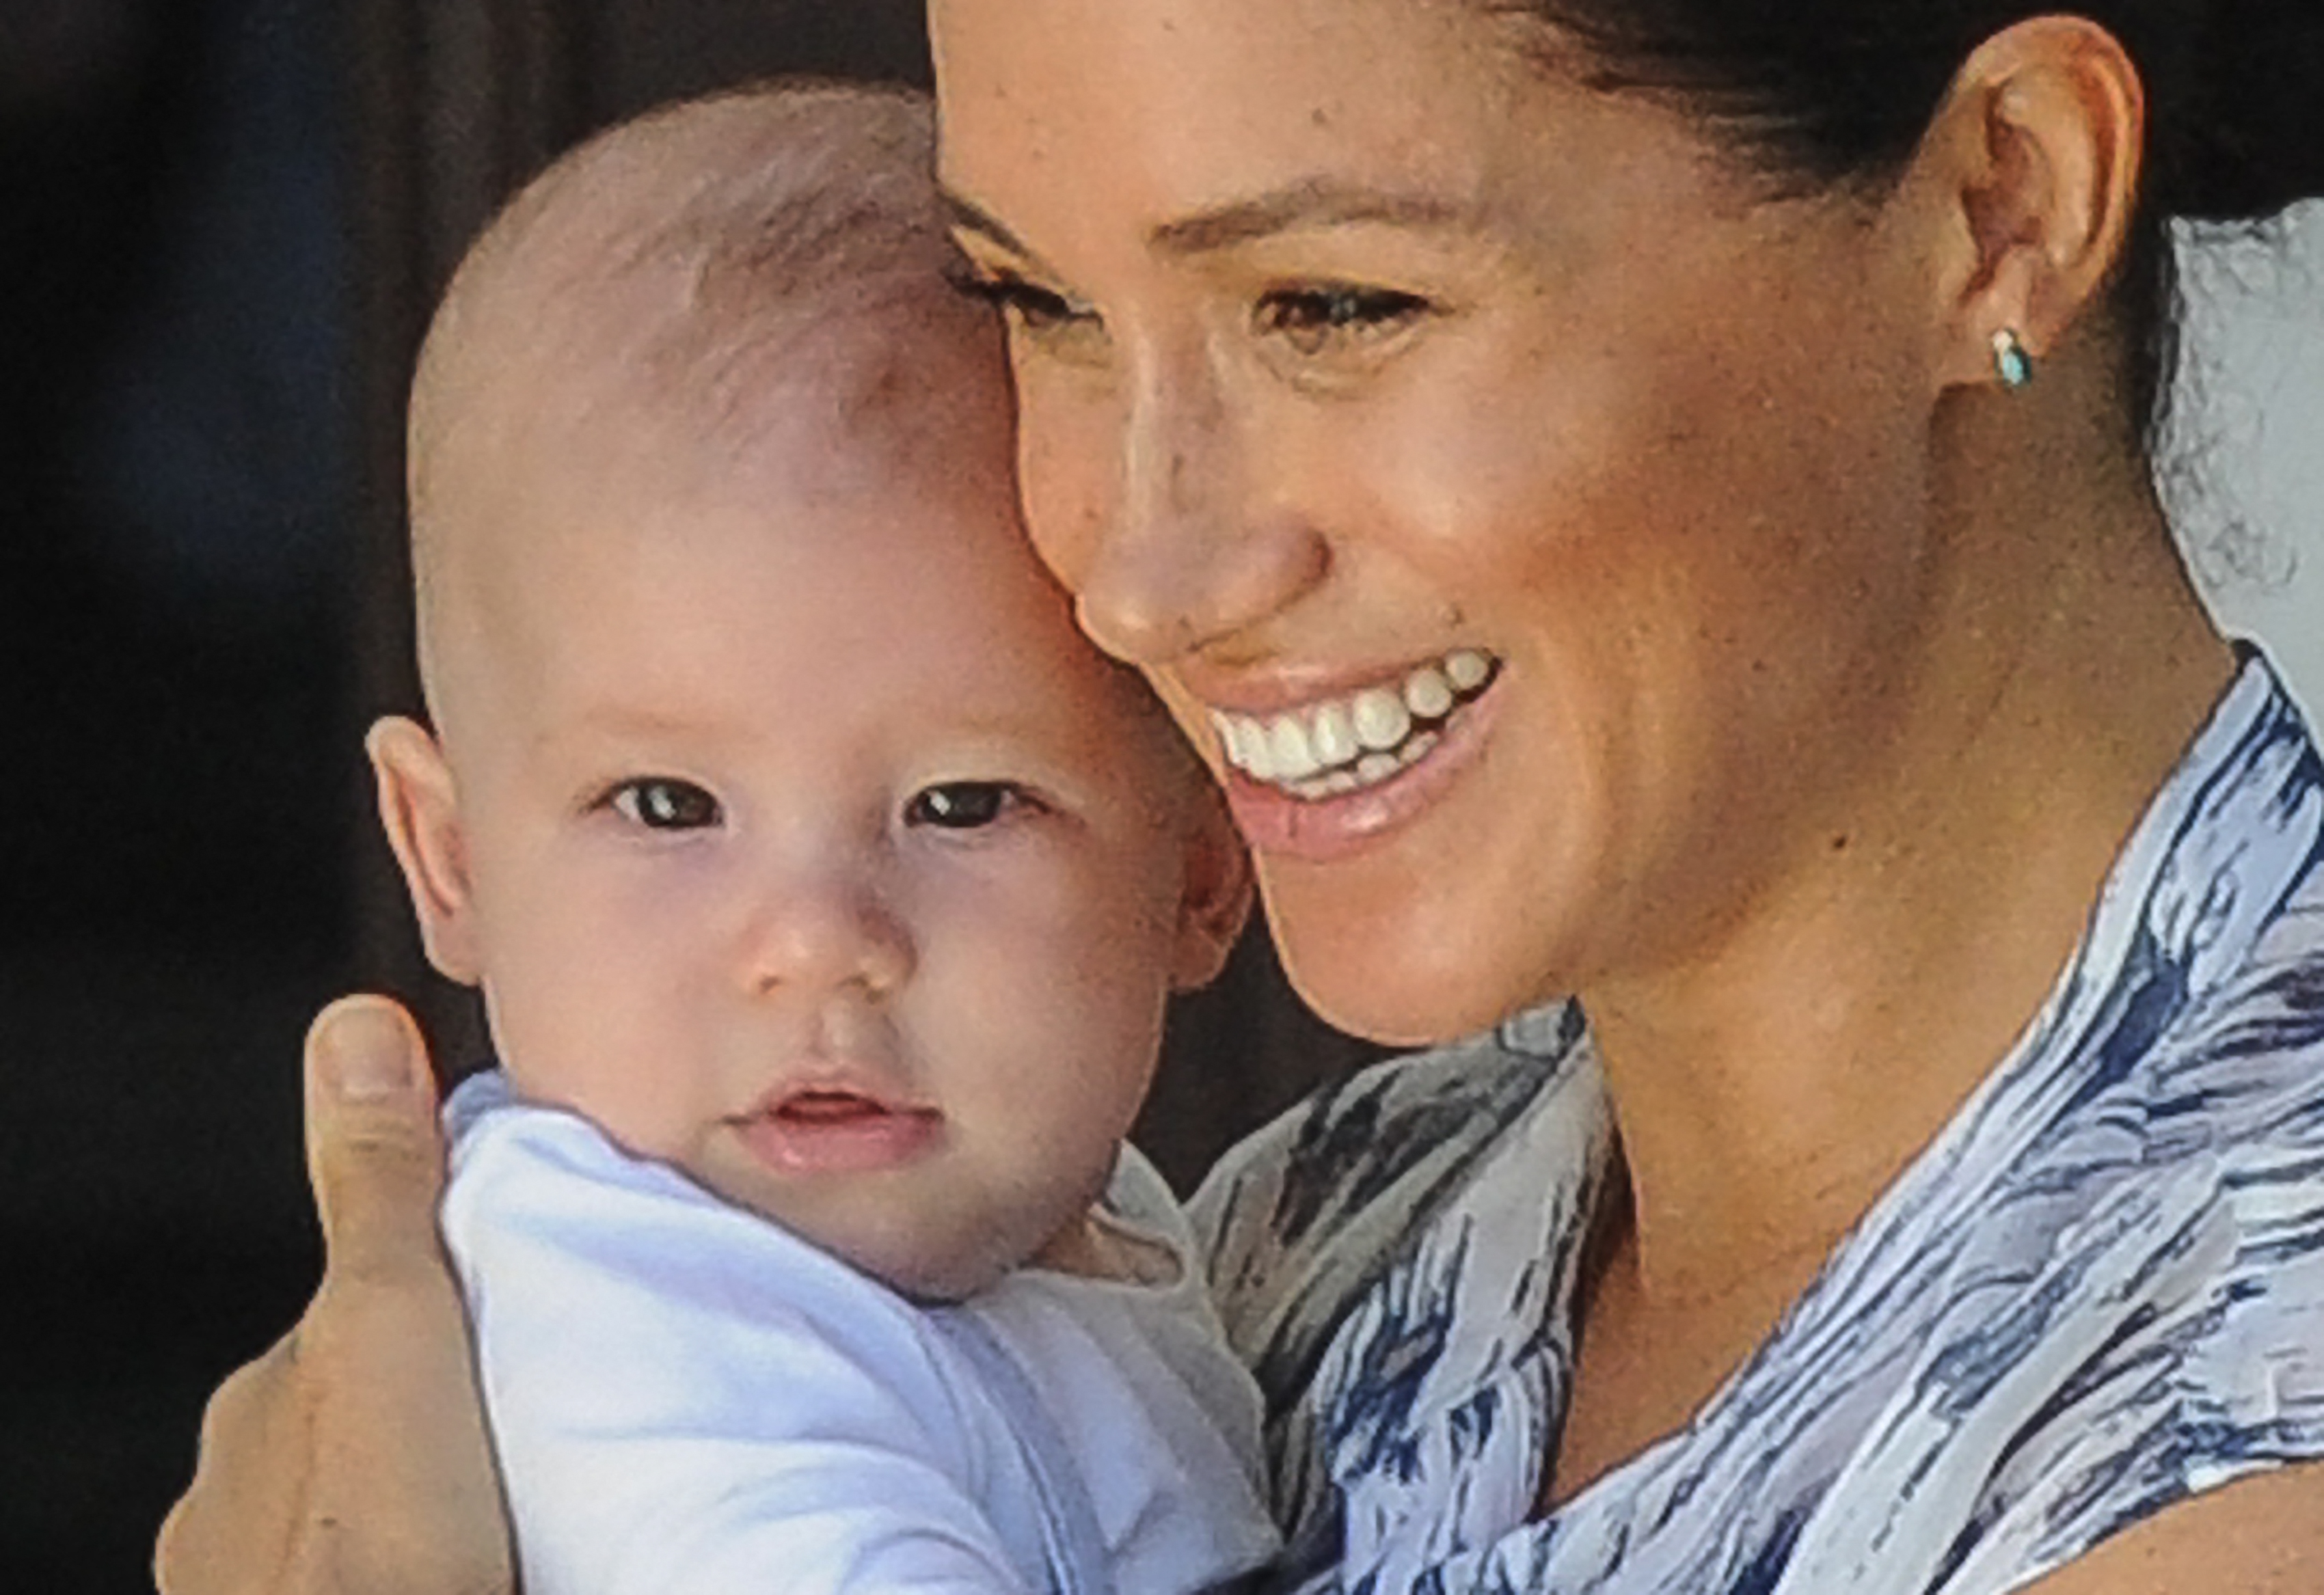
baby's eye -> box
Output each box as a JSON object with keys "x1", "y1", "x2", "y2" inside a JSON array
[
  {"x1": 904, "y1": 780, "x2": 1035, "y2": 831},
  {"x1": 1254, "y1": 284, "x2": 1432, "y2": 356},
  {"x1": 609, "y1": 778, "x2": 722, "y2": 831}
]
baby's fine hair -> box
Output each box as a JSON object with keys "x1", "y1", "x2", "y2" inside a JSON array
[
  {"x1": 404, "y1": 82, "x2": 972, "y2": 696},
  {"x1": 410, "y1": 79, "x2": 954, "y2": 454}
]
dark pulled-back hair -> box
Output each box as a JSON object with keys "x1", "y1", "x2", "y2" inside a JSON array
[{"x1": 1481, "y1": 0, "x2": 2324, "y2": 435}]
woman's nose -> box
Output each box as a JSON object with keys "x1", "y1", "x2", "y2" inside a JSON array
[
  {"x1": 1070, "y1": 345, "x2": 1327, "y2": 667},
  {"x1": 739, "y1": 869, "x2": 916, "y2": 1001}
]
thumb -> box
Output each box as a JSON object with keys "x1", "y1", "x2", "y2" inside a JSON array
[{"x1": 302, "y1": 994, "x2": 450, "y2": 1291}]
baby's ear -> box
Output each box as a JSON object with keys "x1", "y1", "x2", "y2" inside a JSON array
[
  {"x1": 365, "y1": 715, "x2": 484, "y2": 985},
  {"x1": 1167, "y1": 780, "x2": 1254, "y2": 993}
]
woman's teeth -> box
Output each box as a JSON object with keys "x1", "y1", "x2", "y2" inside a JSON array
[{"x1": 1210, "y1": 649, "x2": 1498, "y2": 800}]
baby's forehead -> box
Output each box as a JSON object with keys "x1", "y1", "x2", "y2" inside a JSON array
[
  {"x1": 411, "y1": 83, "x2": 982, "y2": 567},
  {"x1": 448, "y1": 320, "x2": 1025, "y2": 609},
  {"x1": 422, "y1": 264, "x2": 1014, "y2": 596},
  {"x1": 405, "y1": 85, "x2": 1135, "y2": 750}
]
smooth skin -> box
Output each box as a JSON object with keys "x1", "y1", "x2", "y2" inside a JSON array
[
  {"x1": 370, "y1": 305, "x2": 1244, "y2": 1302},
  {"x1": 157, "y1": 7, "x2": 2324, "y2": 1594}
]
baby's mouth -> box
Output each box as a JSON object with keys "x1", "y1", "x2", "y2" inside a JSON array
[
  {"x1": 772, "y1": 1089, "x2": 891, "y2": 1123},
  {"x1": 1207, "y1": 649, "x2": 1501, "y2": 800},
  {"x1": 732, "y1": 1082, "x2": 944, "y2": 1175}
]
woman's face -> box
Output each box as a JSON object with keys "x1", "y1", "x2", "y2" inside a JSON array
[{"x1": 931, "y1": 0, "x2": 1945, "y2": 1043}]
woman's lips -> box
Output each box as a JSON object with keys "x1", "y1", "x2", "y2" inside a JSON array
[
  {"x1": 1205, "y1": 649, "x2": 1498, "y2": 793},
  {"x1": 729, "y1": 1087, "x2": 943, "y2": 1175},
  {"x1": 1215, "y1": 668, "x2": 1503, "y2": 863}
]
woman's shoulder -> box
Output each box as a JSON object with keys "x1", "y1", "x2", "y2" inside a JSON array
[{"x1": 1188, "y1": 1003, "x2": 1593, "y2": 1381}]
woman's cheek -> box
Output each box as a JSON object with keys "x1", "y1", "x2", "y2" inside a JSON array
[{"x1": 1012, "y1": 362, "x2": 1118, "y2": 597}]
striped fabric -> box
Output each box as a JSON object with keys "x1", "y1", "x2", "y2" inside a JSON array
[{"x1": 1193, "y1": 648, "x2": 2324, "y2": 1595}]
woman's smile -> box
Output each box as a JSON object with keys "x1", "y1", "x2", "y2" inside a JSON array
[
  {"x1": 934, "y1": 0, "x2": 1942, "y2": 1037},
  {"x1": 1208, "y1": 655, "x2": 1510, "y2": 861},
  {"x1": 1205, "y1": 646, "x2": 1500, "y2": 795}
]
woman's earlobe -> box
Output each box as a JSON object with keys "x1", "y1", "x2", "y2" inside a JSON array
[
  {"x1": 365, "y1": 715, "x2": 485, "y2": 985},
  {"x1": 1926, "y1": 16, "x2": 2147, "y2": 387}
]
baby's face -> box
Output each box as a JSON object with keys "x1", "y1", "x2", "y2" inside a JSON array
[{"x1": 389, "y1": 357, "x2": 1232, "y2": 1299}]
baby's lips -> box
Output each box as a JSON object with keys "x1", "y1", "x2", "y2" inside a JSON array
[
  {"x1": 729, "y1": 1076, "x2": 945, "y2": 1175},
  {"x1": 767, "y1": 1087, "x2": 895, "y2": 1123},
  {"x1": 735, "y1": 1062, "x2": 935, "y2": 1125}
]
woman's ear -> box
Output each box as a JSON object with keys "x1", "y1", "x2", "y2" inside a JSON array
[
  {"x1": 366, "y1": 715, "x2": 485, "y2": 985},
  {"x1": 1167, "y1": 780, "x2": 1255, "y2": 993},
  {"x1": 1914, "y1": 15, "x2": 2146, "y2": 387}
]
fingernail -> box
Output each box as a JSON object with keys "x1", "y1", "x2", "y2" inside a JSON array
[{"x1": 320, "y1": 1002, "x2": 416, "y2": 1101}]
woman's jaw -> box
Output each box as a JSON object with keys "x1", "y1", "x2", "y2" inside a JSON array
[{"x1": 1154, "y1": 644, "x2": 1617, "y2": 1047}]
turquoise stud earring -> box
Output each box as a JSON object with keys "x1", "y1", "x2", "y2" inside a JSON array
[{"x1": 1991, "y1": 328, "x2": 2033, "y2": 391}]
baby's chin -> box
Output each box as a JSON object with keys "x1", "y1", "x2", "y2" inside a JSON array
[
  {"x1": 706, "y1": 1179, "x2": 1055, "y2": 1303},
  {"x1": 843, "y1": 1237, "x2": 1018, "y2": 1305},
  {"x1": 864, "y1": 1208, "x2": 1126, "y2": 1303},
  {"x1": 675, "y1": 1131, "x2": 1113, "y2": 1300},
  {"x1": 842, "y1": 1204, "x2": 1133, "y2": 1301}
]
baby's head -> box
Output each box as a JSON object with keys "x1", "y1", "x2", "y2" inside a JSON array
[{"x1": 369, "y1": 85, "x2": 1249, "y2": 1300}]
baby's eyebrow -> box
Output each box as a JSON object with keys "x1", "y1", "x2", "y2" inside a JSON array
[{"x1": 535, "y1": 705, "x2": 712, "y2": 753}]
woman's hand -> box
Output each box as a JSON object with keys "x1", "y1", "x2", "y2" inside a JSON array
[{"x1": 154, "y1": 996, "x2": 514, "y2": 1595}]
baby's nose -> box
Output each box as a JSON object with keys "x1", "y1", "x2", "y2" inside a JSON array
[{"x1": 739, "y1": 872, "x2": 915, "y2": 999}]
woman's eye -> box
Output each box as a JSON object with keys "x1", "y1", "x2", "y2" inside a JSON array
[
  {"x1": 904, "y1": 781, "x2": 1032, "y2": 831},
  {"x1": 1255, "y1": 284, "x2": 1431, "y2": 355},
  {"x1": 609, "y1": 778, "x2": 722, "y2": 831},
  {"x1": 950, "y1": 269, "x2": 1100, "y2": 340}
]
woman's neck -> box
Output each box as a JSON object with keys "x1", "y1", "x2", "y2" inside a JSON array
[{"x1": 1576, "y1": 373, "x2": 2237, "y2": 1311}]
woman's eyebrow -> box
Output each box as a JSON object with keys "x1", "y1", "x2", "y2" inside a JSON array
[
  {"x1": 941, "y1": 178, "x2": 1482, "y2": 267},
  {"x1": 941, "y1": 188, "x2": 1044, "y2": 264},
  {"x1": 1148, "y1": 179, "x2": 1478, "y2": 256}
]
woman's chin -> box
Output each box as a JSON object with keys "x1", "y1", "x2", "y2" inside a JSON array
[{"x1": 1262, "y1": 868, "x2": 1563, "y2": 1048}]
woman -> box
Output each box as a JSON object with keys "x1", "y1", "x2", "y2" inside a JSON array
[{"x1": 159, "y1": 1, "x2": 2324, "y2": 1591}]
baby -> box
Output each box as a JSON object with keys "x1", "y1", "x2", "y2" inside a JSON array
[{"x1": 365, "y1": 83, "x2": 1280, "y2": 1595}]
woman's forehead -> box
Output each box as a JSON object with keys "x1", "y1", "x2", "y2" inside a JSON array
[
  {"x1": 928, "y1": 0, "x2": 1734, "y2": 276},
  {"x1": 932, "y1": 0, "x2": 1528, "y2": 200}
]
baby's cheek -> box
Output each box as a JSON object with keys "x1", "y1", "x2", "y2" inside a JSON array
[
  {"x1": 485, "y1": 959, "x2": 706, "y2": 1162},
  {"x1": 496, "y1": 854, "x2": 729, "y2": 1126},
  {"x1": 969, "y1": 863, "x2": 1170, "y2": 1033},
  {"x1": 573, "y1": 1067, "x2": 699, "y2": 1160}
]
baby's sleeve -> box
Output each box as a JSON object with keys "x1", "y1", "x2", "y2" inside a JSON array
[{"x1": 439, "y1": 1089, "x2": 1041, "y2": 1595}]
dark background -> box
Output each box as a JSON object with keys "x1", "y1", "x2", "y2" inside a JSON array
[{"x1": 1, "y1": 3, "x2": 1369, "y2": 1586}]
